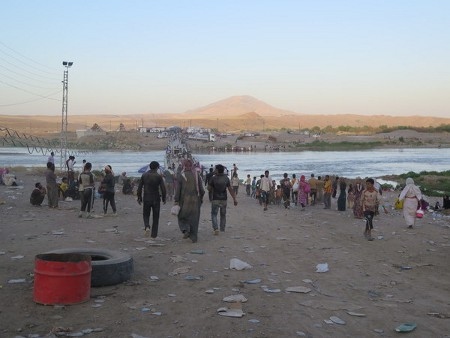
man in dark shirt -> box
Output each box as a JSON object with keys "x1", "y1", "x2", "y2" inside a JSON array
[
  {"x1": 208, "y1": 164, "x2": 237, "y2": 235},
  {"x1": 78, "y1": 162, "x2": 95, "y2": 218},
  {"x1": 137, "y1": 161, "x2": 167, "y2": 238}
]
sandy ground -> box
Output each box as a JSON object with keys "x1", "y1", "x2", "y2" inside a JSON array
[{"x1": 1, "y1": 173, "x2": 449, "y2": 338}]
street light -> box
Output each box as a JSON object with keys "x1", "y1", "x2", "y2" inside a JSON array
[{"x1": 60, "y1": 61, "x2": 73, "y2": 171}]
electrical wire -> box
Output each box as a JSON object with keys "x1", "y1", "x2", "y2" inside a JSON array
[
  {"x1": 0, "y1": 68, "x2": 60, "y2": 89},
  {"x1": 0, "y1": 41, "x2": 63, "y2": 110},
  {"x1": 0, "y1": 41, "x2": 59, "y2": 75},
  {"x1": 0, "y1": 79, "x2": 61, "y2": 102}
]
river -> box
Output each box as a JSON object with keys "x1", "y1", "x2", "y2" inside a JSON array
[{"x1": 1, "y1": 147, "x2": 449, "y2": 183}]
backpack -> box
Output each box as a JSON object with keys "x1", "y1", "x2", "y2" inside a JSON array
[{"x1": 282, "y1": 178, "x2": 291, "y2": 193}]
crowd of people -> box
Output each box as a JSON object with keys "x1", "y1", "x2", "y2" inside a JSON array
[
  {"x1": 213, "y1": 168, "x2": 429, "y2": 241},
  {"x1": 136, "y1": 159, "x2": 238, "y2": 243},
  {"x1": 27, "y1": 153, "x2": 448, "y2": 244},
  {"x1": 32, "y1": 155, "x2": 123, "y2": 219}
]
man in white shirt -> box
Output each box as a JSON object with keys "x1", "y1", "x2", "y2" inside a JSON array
[
  {"x1": 260, "y1": 170, "x2": 273, "y2": 211},
  {"x1": 66, "y1": 156, "x2": 76, "y2": 184},
  {"x1": 47, "y1": 152, "x2": 55, "y2": 164}
]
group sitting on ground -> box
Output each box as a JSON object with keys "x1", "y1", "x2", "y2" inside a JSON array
[
  {"x1": 1, "y1": 168, "x2": 18, "y2": 187},
  {"x1": 58, "y1": 177, "x2": 69, "y2": 199},
  {"x1": 30, "y1": 182, "x2": 46, "y2": 206}
]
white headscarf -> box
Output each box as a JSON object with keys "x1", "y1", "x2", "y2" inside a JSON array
[
  {"x1": 181, "y1": 159, "x2": 200, "y2": 196},
  {"x1": 399, "y1": 177, "x2": 422, "y2": 200}
]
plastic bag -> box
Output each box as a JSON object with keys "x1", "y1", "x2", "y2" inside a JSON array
[
  {"x1": 230, "y1": 258, "x2": 252, "y2": 270},
  {"x1": 416, "y1": 209, "x2": 424, "y2": 218},
  {"x1": 292, "y1": 182, "x2": 299, "y2": 192},
  {"x1": 394, "y1": 198, "x2": 404, "y2": 210},
  {"x1": 315, "y1": 263, "x2": 329, "y2": 273},
  {"x1": 171, "y1": 205, "x2": 180, "y2": 216}
]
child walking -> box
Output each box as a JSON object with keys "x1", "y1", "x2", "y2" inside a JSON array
[{"x1": 361, "y1": 178, "x2": 381, "y2": 241}]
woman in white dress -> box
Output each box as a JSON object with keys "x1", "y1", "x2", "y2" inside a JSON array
[{"x1": 399, "y1": 178, "x2": 422, "y2": 229}]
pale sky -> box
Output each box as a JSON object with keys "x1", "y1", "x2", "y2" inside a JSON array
[{"x1": 1, "y1": 0, "x2": 449, "y2": 117}]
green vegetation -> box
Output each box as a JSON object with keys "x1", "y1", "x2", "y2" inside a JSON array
[
  {"x1": 386, "y1": 170, "x2": 450, "y2": 197},
  {"x1": 289, "y1": 140, "x2": 384, "y2": 151},
  {"x1": 378, "y1": 124, "x2": 450, "y2": 134},
  {"x1": 287, "y1": 124, "x2": 450, "y2": 135}
]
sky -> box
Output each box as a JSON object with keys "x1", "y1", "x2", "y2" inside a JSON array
[{"x1": 0, "y1": 0, "x2": 449, "y2": 117}]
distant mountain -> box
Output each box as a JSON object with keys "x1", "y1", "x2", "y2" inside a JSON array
[
  {"x1": 183, "y1": 95, "x2": 297, "y2": 118},
  {"x1": 2, "y1": 95, "x2": 450, "y2": 135},
  {"x1": 179, "y1": 95, "x2": 450, "y2": 131}
]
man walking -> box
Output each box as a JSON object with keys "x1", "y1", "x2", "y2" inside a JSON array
[
  {"x1": 204, "y1": 167, "x2": 215, "y2": 202},
  {"x1": 362, "y1": 178, "x2": 381, "y2": 241},
  {"x1": 137, "y1": 161, "x2": 166, "y2": 238},
  {"x1": 208, "y1": 164, "x2": 237, "y2": 235},
  {"x1": 244, "y1": 174, "x2": 252, "y2": 196},
  {"x1": 309, "y1": 173, "x2": 318, "y2": 205},
  {"x1": 260, "y1": 170, "x2": 273, "y2": 211},
  {"x1": 280, "y1": 173, "x2": 291, "y2": 209}
]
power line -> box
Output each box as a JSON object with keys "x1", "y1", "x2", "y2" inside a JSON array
[
  {"x1": 0, "y1": 79, "x2": 61, "y2": 103},
  {"x1": 0, "y1": 41, "x2": 59, "y2": 76},
  {"x1": 0, "y1": 41, "x2": 63, "y2": 110},
  {"x1": 0, "y1": 69, "x2": 59, "y2": 90},
  {"x1": 0, "y1": 91, "x2": 62, "y2": 107},
  {"x1": 0, "y1": 57, "x2": 60, "y2": 81}
]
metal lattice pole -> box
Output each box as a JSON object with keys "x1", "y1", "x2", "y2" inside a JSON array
[{"x1": 60, "y1": 61, "x2": 73, "y2": 171}]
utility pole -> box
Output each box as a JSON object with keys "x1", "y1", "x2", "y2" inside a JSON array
[{"x1": 60, "y1": 61, "x2": 73, "y2": 171}]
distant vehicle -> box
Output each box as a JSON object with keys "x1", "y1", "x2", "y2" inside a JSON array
[
  {"x1": 157, "y1": 131, "x2": 169, "y2": 138},
  {"x1": 188, "y1": 133, "x2": 215, "y2": 142}
]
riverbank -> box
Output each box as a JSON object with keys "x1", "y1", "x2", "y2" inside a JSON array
[
  {"x1": 188, "y1": 130, "x2": 450, "y2": 153},
  {"x1": 0, "y1": 173, "x2": 449, "y2": 337}
]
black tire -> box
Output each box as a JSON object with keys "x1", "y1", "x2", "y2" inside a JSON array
[{"x1": 47, "y1": 248, "x2": 134, "y2": 287}]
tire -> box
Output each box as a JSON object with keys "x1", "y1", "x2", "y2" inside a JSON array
[{"x1": 47, "y1": 248, "x2": 134, "y2": 287}]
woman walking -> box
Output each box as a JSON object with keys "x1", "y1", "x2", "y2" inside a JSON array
[
  {"x1": 297, "y1": 175, "x2": 309, "y2": 209},
  {"x1": 347, "y1": 183, "x2": 355, "y2": 209},
  {"x1": 353, "y1": 177, "x2": 365, "y2": 218},
  {"x1": 101, "y1": 165, "x2": 117, "y2": 215},
  {"x1": 399, "y1": 177, "x2": 422, "y2": 229},
  {"x1": 174, "y1": 159, "x2": 205, "y2": 243},
  {"x1": 337, "y1": 177, "x2": 347, "y2": 211},
  {"x1": 45, "y1": 162, "x2": 58, "y2": 209}
]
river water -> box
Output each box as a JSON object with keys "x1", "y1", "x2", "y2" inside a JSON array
[{"x1": 1, "y1": 147, "x2": 449, "y2": 183}]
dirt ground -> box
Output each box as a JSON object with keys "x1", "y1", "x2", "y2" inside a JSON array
[{"x1": 1, "y1": 173, "x2": 449, "y2": 338}]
